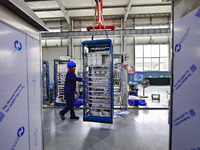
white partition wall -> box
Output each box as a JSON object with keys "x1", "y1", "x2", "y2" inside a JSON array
[
  {"x1": 0, "y1": 1, "x2": 47, "y2": 150},
  {"x1": 171, "y1": 0, "x2": 200, "y2": 149},
  {"x1": 27, "y1": 35, "x2": 43, "y2": 149},
  {"x1": 0, "y1": 20, "x2": 30, "y2": 150},
  {"x1": 0, "y1": 20, "x2": 43, "y2": 150}
]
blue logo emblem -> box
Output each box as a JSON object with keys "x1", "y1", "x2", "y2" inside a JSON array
[
  {"x1": 189, "y1": 109, "x2": 196, "y2": 117},
  {"x1": 175, "y1": 44, "x2": 181, "y2": 52},
  {"x1": 0, "y1": 112, "x2": 5, "y2": 122},
  {"x1": 195, "y1": 8, "x2": 200, "y2": 18},
  {"x1": 14, "y1": 40, "x2": 22, "y2": 51},
  {"x1": 17, "y1": 126, "x2": 25, "y2": 137},
  {"x1": 190, "y1": 64, "x2": 197, "y2": 73}
]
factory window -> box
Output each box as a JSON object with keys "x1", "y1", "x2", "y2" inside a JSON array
[{"x1": 135, "y1": 44, "x2": 169, "y2": 71}]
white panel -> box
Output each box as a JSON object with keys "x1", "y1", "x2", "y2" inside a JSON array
[
  {"x1": 113, "y1": 19, "x2": 121, "y2": 29},
  {"x1": 62, "y1": 39, "x2": 68, "y2": 46},
  {"x1": 172, "y1": 6, "x2": 200, "y2": 150},
  {"x1": 126, "y1": 18, "x2": 134, "y2": 29},
  {"x1": 104, "y1": 19, "x2": 114, "y2": 26},
  {"x1": 62, "y1": 0, "x2": 95, "y2": 8},
  {"x1": 42, "y1": 47, "x2": 48, "y2": 60},
  {"x1": 26, "y1": 35, "x2": 43, "y2": 150},
  {"x1": 127, "y1": 37, "x2": 134, "y2": 45},
  {"x1": 80, "y1": 20, "x2": 95, "y2": 28},
  {"x1": 113, "y1": 45, "x2": 121, "y2": 54},
  {"x1": 103, "y1": 0, "x2": 129, "y2": 6},
  {"x1": 0, "y1": 21, "x2": 29, "y2": 150},
  {"x1": 126, "y1": 45, "x2": 134, "y2": 66},
  {"x1": 152, "y1": 17, "x2": 169, "y2": 25},
  {"x1": 113, "y1": 37, "x2": 121, "y2": 45},
  {"x1": 73, "y1": 20, "x2": 81, "y2": 31},
  {"x1": 68, "y1": 8, "x2": 125, "y2": 17},
  {"x1": 46, "y1": 39, "x2": 61, "y2": 47},
  {"x1": 135, "y1": 36, "x2": 150, "y2": 44},
  {"x1": 41, "y1": 39, "x2": 45, "y2": 47},
  {"x1": 35, "y1": 11, "x2": 64, "y2": 19},
  {"x1": 74, "y1": 38, "x2": 82, "y2": 46},
  {"x1": 135, "y1": 36, "x2": 168, "y2": 44},
  {"x1": 61, "y1": 21, "x2": 69, "y2": 32},
  {"x1": 133, "y1": 0, "x2": 162, "y2": 4},
  {"x1": 68, "y1": 9, "x2": 94, "y2": 17},
  {"x1": 154, "y1": 36, "x2": 169, "y2": 43},
  {"x1": 61, "y1": 0, "x2": 129, "y2": 8},
  {"x1": 135, "y1": 18, "x2": 150, "y2": 26},
  {"x1": 129, "y1": 6, "x2": 171, "y2": 15},
  {"x1": 74, "y1": 47, "x2": 81, "y2": 58},
  {"x1": 46, "y1": 21, "x2": 61, "y2": 28},
  {"x1": 26, "y1": 1, "x2": 59, "y2": 9}
]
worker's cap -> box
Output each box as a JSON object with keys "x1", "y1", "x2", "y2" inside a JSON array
[{"x1": 67, "y1": 61, "x2": 76, "y2": 69}]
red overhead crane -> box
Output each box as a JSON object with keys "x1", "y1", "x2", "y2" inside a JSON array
[{"x1": 87, "y1": 0, "x2": 115, "y2": 31}]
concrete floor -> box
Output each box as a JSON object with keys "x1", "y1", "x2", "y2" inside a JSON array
[{"x1": 43, "y1": 108, "x2": 169, "y2": 150}]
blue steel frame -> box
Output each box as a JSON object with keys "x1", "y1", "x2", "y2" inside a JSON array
[
  {"x1": 82, "y1": 39, "x2": 114, "y2": 124},
  {"x1": 53, "y1": 59, "x2": 69, "y2": 106},
  {"x1": 42, "y1": 60, "x2": 51, "y2": 104}
]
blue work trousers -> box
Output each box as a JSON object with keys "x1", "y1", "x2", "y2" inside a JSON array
[{"x1": 60, "y1": 95, "x2": 75, "y2": 117}]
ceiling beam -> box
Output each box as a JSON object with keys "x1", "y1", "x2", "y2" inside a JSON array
[
  {"x1": 41, "y1": 28, "x2": 170, "y2": 38},
  {"x1": 31, "y1": 3, "x2": 171, "y2": 12},
  {"x1": 55, "y1": 0, "x2": 70, "y2": 24},
  {"x1": 124, "y1": 0, "x2": 133, "y2": 22}
]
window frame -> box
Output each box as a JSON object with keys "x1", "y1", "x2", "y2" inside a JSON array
[{"x1": 135, "y1": 44, "x2": 170, "y2": 71}]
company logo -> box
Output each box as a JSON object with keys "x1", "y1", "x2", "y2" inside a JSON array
[
  {"x1": 175, "y1": 44, "x2": 181, "y2": 52},
  {"x1": 173, "y1": 109, "x2": 196, "y2": 127},
  {"x1": 173, "y1": 64, "x2": 197, "y2": 92},
  {"x1": 175, "y1": 28, "x2": 190, "y2": 53},
  {"x1": 17, "y1": 126, "x2": 25, "y2": 137},
  {"x1": 14, "y1": 40, "x2": 22, "y2": 51},
  {"x1": 11, "y1": 126, "x2": 25, "y2": 149},
  {"x1": 0, "y1": 112, "x2": 5, "y2": 122},
  {"x1": 174, "y1": 64, "x2": 197, "y2": 92}
]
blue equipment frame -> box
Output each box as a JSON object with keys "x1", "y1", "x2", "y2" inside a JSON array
[
  {"x1": 42, "y1": 60, "x2": 51, "y2": 104},
  {"x1": 82, "y1": 39, "x2": 114, "y2": 124}
]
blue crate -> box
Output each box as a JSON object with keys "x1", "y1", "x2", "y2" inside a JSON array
[{"x1": 128, "y1": 99, "x2": 139, "y2": 106}]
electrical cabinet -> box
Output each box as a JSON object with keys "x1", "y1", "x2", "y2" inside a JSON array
[
  {"x1": 42, "y1": 60, "x2": 50, "y2": 104},
  {"x1": 54, "y1": 59, "x2": 69, "y2": 106},
  {"x1": 82, "y1": 39, "x2": 114, "y2": 124}
]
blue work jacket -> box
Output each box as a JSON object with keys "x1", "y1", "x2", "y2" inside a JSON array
[{"x1": 64, "y1": 70, "x2": 82, "y2": 97}]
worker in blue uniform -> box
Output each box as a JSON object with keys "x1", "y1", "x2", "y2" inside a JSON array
[{"x1": 59, "y1": 61, "x2": 82, "y2": 120}]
